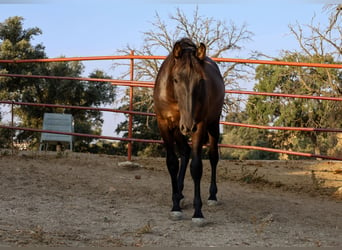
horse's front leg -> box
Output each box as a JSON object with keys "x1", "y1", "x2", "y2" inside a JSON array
[
  {"x1": 174, "y1": 130, "x2": 191, "y2": 204},
  {"x1": 190, "y1": 152, "x2": 203, "y2": 219},
  {"x1": 158, "y1": 120, "x2": 183, "y2": 220},
  {"x1": 166, "y1": 144, "x2": 183, "y2": 219},
  {"x1": 190, "y1": 123, "x2": 205, "y2": 225}
]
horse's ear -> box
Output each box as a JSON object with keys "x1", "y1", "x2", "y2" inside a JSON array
[
  {"x1": 196, "y1": 43, "x2": 206, "y2": 61},
  {"x1": 173, "y1": 42, "x2": 182, "y2": 58}
]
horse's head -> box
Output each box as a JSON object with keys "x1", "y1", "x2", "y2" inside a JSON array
[{"x1": 171, "y1": 38, "x2": 207, "y2": 136}]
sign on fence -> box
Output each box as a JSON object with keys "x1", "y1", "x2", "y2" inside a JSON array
[{"x1": 40, "y1": 113, "x2": 74, "y2": 151}]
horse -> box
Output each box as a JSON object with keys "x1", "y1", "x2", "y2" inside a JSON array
[{"x1": 153, "y1": 38, "x2": 225, "y2": 225}]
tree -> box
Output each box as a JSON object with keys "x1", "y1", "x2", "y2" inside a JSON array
[
  {"x1": 119, "y1": 7, "x2": 253, "y2": 83},
  {"x1": 288, "y1": 4, "x2": 342, "y2": 60},
  {"x1": 0, "y1": 16, "x2": 46, "y2": 97},
  {"x1": 115, "y1": 7, "x2": 253, "y2": 156},
  {"x1": 0, "y1": 16, "x2": 117, "y2": 150},
  {"x1": 247, "y1": 53, "x2": 342, "y2": 158},
  {"x1": 0, "y1": 16, "x2": 46, "y2": 148},
  {"x1": 235, "y1": 5, "x2": 342, "y2": 159}
]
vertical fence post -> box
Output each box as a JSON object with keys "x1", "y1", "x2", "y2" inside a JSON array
[
  {"x1": 127, "y1": 50, "x2": 134, "y2": 161},
  {"x1": 11, "y1": 101, "x2": 14, "y2": 155}
]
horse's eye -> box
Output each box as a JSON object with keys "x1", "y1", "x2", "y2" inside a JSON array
[{"x1": 173, "y1": 78, "x2": 178, "y2": 84}]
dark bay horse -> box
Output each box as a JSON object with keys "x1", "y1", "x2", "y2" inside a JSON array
[{"x1": 153, "y1": 38, "x2": 225, "y2": 225}]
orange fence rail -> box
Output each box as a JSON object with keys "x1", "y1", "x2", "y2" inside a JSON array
[{"x1": 1, "y1": 55, "x2": 342, "y2": 69}]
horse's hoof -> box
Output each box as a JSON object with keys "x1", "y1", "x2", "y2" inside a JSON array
[
  {"x1": 191, "y1": 217, "x2": 207, "y2": 227},
  {"x1": 207, "y1": 199, "x2": 218, "y2": 206},
  {"x1": 169, "y1": 211, "x2": 183, "y2": 221}
]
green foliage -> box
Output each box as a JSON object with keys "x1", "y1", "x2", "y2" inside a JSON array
[
  {"x1": 115, "y1": 87, "x2": 164, "y2": 157},
  {"x1": 0, "y1": 124, "x2": 13, "y2": 148},
  {"x1": 0, "y1": 16, "x2": 46, "y2": 100},
  {"x1": 242, "y1": 53, "x2": 342, "y2": 159},
  {"x1": 0, "y1": 16, "x2": 117, "y2": 151},
  {"x1": 221, "y1": 111, "x2": 278, "y2": 160}
]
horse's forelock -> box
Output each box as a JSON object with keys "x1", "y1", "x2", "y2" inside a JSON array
[
  {"x1": 177, "y1": 38, "x2": 196, "y2": 50},
  {"x1": 166, "y1": 38, "x2": 204, "y2": 80}
]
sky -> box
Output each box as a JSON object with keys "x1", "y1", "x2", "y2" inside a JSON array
[{"x1": 0, "y1": 0, "x2": 338, "y2": 137}]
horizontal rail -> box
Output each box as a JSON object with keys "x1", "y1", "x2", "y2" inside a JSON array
[
  {"x1": 218, "y1": 143, "x2": 342, "y2": 161},
  {"x1": 0, "y1": 101, "x2": 154, "y2": 117},
  {"x1": 0, "y1": 55, "x2": 166, "y2": 63},
  {"x1": 0, "y1": 125, "x2": 163, "y2": 144},
  {"x1": 111, "y1": 79, "x2": 154, "y2": 88},
  {"x1": 0, "y1": 73, "x2": 155, "y2": 88},
  {"x1": 222, "y1": 121, "x2": 342, "y2": 133},
  {"x1": 226, "y1": 90, "x2": 342, "y2": 101},
  {"x1": 1, "y1": 55, "x2": 342, "y2": 69},
  {"x1": 213, "y1": 57, "x2": 342, "y2": 69}
]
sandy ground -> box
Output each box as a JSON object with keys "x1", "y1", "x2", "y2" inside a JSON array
[{"x1": 0, "y1": 151, "x2": 341, "y2": 247}]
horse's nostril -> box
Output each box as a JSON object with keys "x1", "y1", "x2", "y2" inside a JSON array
[
  {"x1": 180, "y1": 124, "x2": 190, "y2": 135},
  {"x1": 180, "y1": 124, "x2": 186, "y2": 133}
]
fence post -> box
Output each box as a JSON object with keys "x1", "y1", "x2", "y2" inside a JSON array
[
  {"x1": 127, "y1": 50, "x2": 134, "y2": 161},
  {"x1": 11, "y1": 101, "x2": 14, "y2": 155}
]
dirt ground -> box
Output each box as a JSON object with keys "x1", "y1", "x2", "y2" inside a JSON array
[{"x1": 0, "y1": 151, "x2": 341, "y2": 247}]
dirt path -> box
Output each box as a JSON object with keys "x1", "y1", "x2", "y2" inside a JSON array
[{"x1": 0, "y1": 152, "x2": 341, "y2": 247}]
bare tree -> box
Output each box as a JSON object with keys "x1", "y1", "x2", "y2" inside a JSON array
[
  {"x1": 115, "y1": 7, "x2": 254, "y2": 112},
  {"x1": 288, "y1": 4, "x2": 342, "y2": 95},
  {"x1": 118, "y1": 7, "x2": 253, "y2": 80},
  {"x1": 289, "y1": 4, "x2": 342, "y2": 58}
]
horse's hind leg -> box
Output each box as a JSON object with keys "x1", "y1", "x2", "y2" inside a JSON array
[{"x1": 207, "y1": 123, "x2": 220, "y2": 205}]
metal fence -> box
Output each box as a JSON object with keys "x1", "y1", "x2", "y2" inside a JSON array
[{"x1": 1, "y1": 54, "x2": 342, "y2": 161}]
